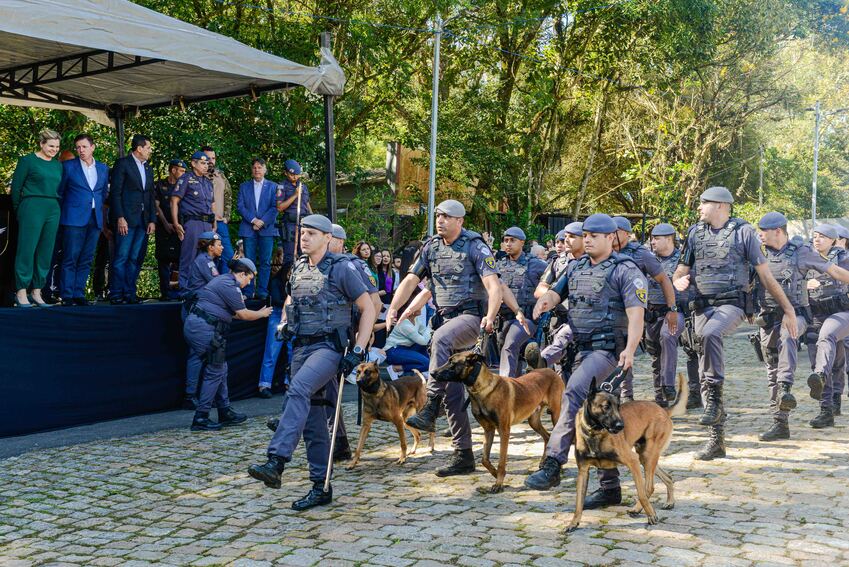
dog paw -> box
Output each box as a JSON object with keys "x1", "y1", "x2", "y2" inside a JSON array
[
  {"x1": 627, "y1": 509, "x2": 641, "y2": 518},
  {"x1": 476, "y1": 484, "x2": 504, "y2": 495},
  {"x1": 662, "y1": 502, "x2": 674, "y2": 510},
  {"x1": 563, "y1": 524, "x2": 579, "y2": 534},
  {"x1": 646, "y1": 515, "x2": 659, "y2": 525},
  {"x1": 344, "y1": 463, "x2": 357, "y2": 470},
  {"x1": 396, "y1": 458, "x2": 407, "y2": 465}
]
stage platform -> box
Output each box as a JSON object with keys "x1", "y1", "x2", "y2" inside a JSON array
[{"x1": 0, "y1": 302, "x2": 280, "y2": 438}]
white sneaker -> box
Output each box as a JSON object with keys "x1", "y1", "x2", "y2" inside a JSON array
[{"x1": 386, "y1": 365, "x2": 400, "y2": 381}]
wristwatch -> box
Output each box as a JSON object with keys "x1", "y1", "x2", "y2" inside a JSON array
[
  {"x1": 668, "y1": 305, "x2": 679, "y2": 312},
  {"x1": 352, "y1": 345, "x2": 364, "y2": 356}
]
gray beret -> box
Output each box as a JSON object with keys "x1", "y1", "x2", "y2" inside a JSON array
[
  {"x1": 757, "y1": 212, "x2": 788, "y2": 230},
  {"x1": 198, "y1": 231, "x2": 220, "y2": 241},
  {"x1": 504, "y1": 226, "x2": 526, "y2": 241},
  {"x1": 612, "y1": 216, "x2": 632, "y2": 232},
  {"x1": 651, "y1": 223, "x2": 677, "y2": 237},
  {"x1": 700, "y1": 186, "x2": 734, "y2": 203},
  {"x1": 435, "y1": 199, "x2": 466, "y2": 218},
  {"x1": 582, "y1": 213, "x2": 617, "y2": 234},
  {"x1": 564, "y1": 222, "x2": 583, "y2": 236},
  {"x1": 836, "y1": 225, "x2": 849, "y2": 240},
  {"x1": 232, "y1": 257, "x2": 257, "y2": 275},
  {"x1": 331, "y1": 223, "x2": 347, "y2": 240},
  {"x1": 301, "y1": 214, "x2": 333, "y2": 234},
  {"x1": 555, "y1": 229, "x2": 566, "y2": 241},
  {"x1": 814, "y1": 224, "x2": 838, "y2": 240}
]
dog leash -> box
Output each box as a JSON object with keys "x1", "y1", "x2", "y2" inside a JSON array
[
  {"x1": 463, "y1": 327, "x2": 493, "y2": 412},
  {"x1": 600, "y1": 366, "x2": 626, "y2": 393}
]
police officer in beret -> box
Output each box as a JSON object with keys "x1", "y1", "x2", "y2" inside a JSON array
[
  {"x1": 388, "y1": 199, "x2": 502, "y2": 477},
  {"x1": 248, "y1": 214, "x2": 376, "y2": 510},
  {"x1": 276, "y1": 159, "x2": 312, "y2": 265},
  {"x1": 527, "y1": 213, "x2": 646, "y2": 510},
  {"x1": 172, "y1": 151, "x2": 215, "y2": 292},
  {"x1": 496, "y1": 226, "x2": 546, "y2": 377},
  {"x1": 673, "y1": 186, "x2": 797, "y2": 460},
  {"x1": 185, "y1": 257, "x2": 272, "y2": 431},
  {"x1": 154, "y1": 158, "x2": 185, "y2": 301}
]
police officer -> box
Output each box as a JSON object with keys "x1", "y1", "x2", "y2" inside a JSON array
[
  {"x1": 248, "y1": 214, "x2": 376, "y2": 510},
  {"x1": 276, "y1": 159, "x2": 312, "y2": 265},
  {"x1": 643, "y1": 223, "x2": 687, "y2": 408},
  {"x1": 673, "y1": 186, "x2": 797, "y2": 460},
  {"x1": 805, "y1": 224, "x2": 849, "y2": 429},
  {"x1": 202, "y1": 146, "x2": 234, "y2": 272},
  {"x1": 835, "y1": 225, "x2": 849, "y2": 413},
  {"x1": 154, "y1": 158, "x2": 185, "y2": 301},
  {"x1": 496, "y1": 227, "x2": 546, "y2": 377},
  {"x1": 612, "y1": 216, "x2": 678, "y2": 402},
  {"x1": 525, "y1": 214, "x2": 646, "y2": 510},
  {"x1": 387, "y1": 199, "x2": 502, "y2": 477},
  {"x1": 185, "y1": 258, "x2": 272, "y2": 431},
  {"x1": 172, "y1": 151, "x2": 215, "y2": 292}
]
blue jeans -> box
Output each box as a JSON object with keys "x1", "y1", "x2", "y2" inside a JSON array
[
  {"x1": 259, "y1": 306, "x2": 284, "y2": 389},
  {"x1": 244, "y1": 234, "x2": 274, "y2": 297},
  {"x1": 60, "y1": 211, "x2": 100, "y2": 299},
  {"x1": 111, "y1": 226, "x2": 146, "y2": 299},
  {"x1": 217, "y1": 222, "x2": 233, "y2": 274},
  {"x1": 386, "y1": 344, "x2": 430, "y2": 373}
]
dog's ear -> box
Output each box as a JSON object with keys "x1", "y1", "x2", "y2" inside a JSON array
[
  {"x1": 469, "y1": 351, "x2": 485, "y2": 365},
  {"x1": 589, "y1": 376, "x2": 598, "y2": 397}
]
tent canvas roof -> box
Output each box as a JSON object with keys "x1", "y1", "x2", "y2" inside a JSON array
[{"x1": 0, "y1": 0, "x2": 345, "y2": 125}]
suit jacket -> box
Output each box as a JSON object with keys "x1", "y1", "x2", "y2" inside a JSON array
[
  {"x1": 109, "y1": 154, "x2": 155, "y2": 227},
  {"x1": 237, "y1": 178, "x2": 279, "y2": 237},
  {"x1": 58, "y1": 158, "x2": 110, "y2": 229}
]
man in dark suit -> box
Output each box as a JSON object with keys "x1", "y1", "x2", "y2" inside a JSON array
[
  {"x1": 109, "y1": 134, "x2": 155, "y2": 304},
  {"x1": 237, "y1": 157, "x2": 279, "y2": 299},
  {"x1": 57, "y1": 134, "x2": 110, "y2": 306}
]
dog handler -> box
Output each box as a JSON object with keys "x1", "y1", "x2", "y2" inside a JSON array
[{"x1": 525, "y1": 213, "x2": 646, "y2": 509}]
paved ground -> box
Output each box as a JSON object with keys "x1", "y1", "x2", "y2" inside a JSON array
[{"x1": 2, "y1": 325, "x2": 848, "y2": 566}]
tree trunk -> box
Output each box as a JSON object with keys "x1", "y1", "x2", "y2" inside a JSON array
[{"x1": 573, "y1": 91, "x2": 609, "y2": 219}]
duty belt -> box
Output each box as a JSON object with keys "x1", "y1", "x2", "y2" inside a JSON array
[
  {"x1": 755, "y1": 306, "x2": 809, "y2": 328},
  {"x1": 690, "y1": 291, "x2": 746, "y2": 312},
  {"x1": 439, "y1": 300, "x2": 485, "y2": 321},
  {"x1": 293, "y1": 333, "x2": 335, "y2": 347},
  {"x1": 573, "y1": 331, "x2": 619, "y2": 354},
  {"x1": 182, "y1": 213, "x2": 214, "y2": 223},
  {"x1": 190, "y1": 306, "x2": 230, "y2": 332},
  {"x1": 809, "y1": 294, "x2": 849, "y2": 318}
]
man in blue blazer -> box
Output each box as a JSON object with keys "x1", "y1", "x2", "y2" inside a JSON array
[
  {"x1": 108, "y1": 134, "x2": 156, "y2": 304},
  {"x1": 237, "y1": 158, "x2": 279, "y2": 299},
  {"x1": 57, "y1": 134, "x2": 110, "y2": 306}
]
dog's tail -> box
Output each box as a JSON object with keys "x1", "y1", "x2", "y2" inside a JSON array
[
  {"x1": 412, "y1": 369, "x2": 427, "y2": 384},
  {"x1": 666, "y1": 372, "x2": 688, "y2": 418}
]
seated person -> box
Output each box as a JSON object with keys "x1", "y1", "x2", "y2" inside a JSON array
[{"x1": 384, "y1": 302, "x2": 431, "y2": 378}]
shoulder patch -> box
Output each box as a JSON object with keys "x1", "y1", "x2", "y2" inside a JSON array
[
  {"x1": 485, "y1": 256, "x2": 496, "y2": 269},
  {"x1": 636, "y1": 288, "x2": 647, "y2": 303}
]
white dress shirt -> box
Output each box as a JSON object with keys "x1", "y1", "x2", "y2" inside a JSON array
[
  {"x1": 80, "y1": 158, "x2": 98, "y2": 208},
  {"x1": 132, "y1": 153, "x2": 146, "y2": 188},
  {"x1": 253, "y1": 178, "x2": 264, "y2": 212}
]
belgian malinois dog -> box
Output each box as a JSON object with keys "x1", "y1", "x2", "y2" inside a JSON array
[
  {"x1": 432, "y1": 351, "x2": 564, "y2": 493},
  {"x1": 346, "y1": 362, "x2": 435, "y2": 469},
  {"x1": 565, "y1": 372, "x2": 688, "y2": 533}
]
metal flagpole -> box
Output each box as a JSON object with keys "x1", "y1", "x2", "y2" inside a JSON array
[
  {"x1": 427, "y1": 15, "x2": 442, "y2": 237},
  {"x1": 812, "y1": 100, "x2": 820, "y2": 225}
]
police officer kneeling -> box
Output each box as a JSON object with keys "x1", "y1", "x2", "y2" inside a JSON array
[
  {"x1": 248, "y1": 214, "x2": 376, "y2": 511},
  {"x1": 185, "y1": 258, "x2": 272, "y2": 431}
]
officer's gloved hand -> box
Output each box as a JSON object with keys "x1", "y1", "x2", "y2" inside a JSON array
[
  {"x1": 275, "y1": 322, "x2": 289, "y2": 342},
  {"x1": 339, "y1": 349, "x2": 366, "y2": 376}
]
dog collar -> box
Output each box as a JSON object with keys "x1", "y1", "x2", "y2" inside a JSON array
[
  {"x1": 583, "y1": 403, "x2": 605, "y2": 431},
  {"x1": 462, "y1": 361, "x2": 481, "y2": 387},
  {"x1": 360, "y1": 378, "x2": 382, "y2": 395}
]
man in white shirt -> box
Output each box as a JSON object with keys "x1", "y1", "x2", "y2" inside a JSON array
[{"x1": 237, "y1": 158, "x2": 279, "y2": 299}]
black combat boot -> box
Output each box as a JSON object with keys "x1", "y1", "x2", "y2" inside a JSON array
[
  {"x1": 247, "y1": 455, "x2": 287, "y2": 488},
  {"x1": 694, "y1": 424, "x2": 726, "y2": 460},
  {"x1": 191, "y1": 411, "x2": 222, "y2": 432},
  {"x1": 291, "y1": 482, "x2": 332, "y2": 511},
  {"x1": 777, "y1": 383, "x2": 797, "y2": 412},
  {"x1": 758, "y1": 420, "x2": 790, "y2": 441},
  {"x1": 333, "y1": 436, "x2": 352, "y2": 462},
  {"x1": 266, "y1": 417, "x2": 280, "y2": 432},
  {"x1": 807, "y1": 372, "x2": 825, "y2": 401},
  {"x1": 524, "y1": 341, "x2": 541, "y2": 369},
  {"x1": 583, "y1": 486, "x2": 622, "y2": 509},
  {"x1": 524, "y1": 456, "x2": 562, "y2": 490},
  {"x1": 810, "y1": 407, "x2": 834, "y2": 429},
  {"x1": 686, "y1": 388, "x2": 703, "y2": 410},
  {"x1": 833, "y1": 394, "x2": 842, "y2": 416},
  {"x1": 662, "y1": 386, "x2": 677, "y2": 404},
  {"x1": 699, "y1": 383, "x2": 725, "y2": 426},
  {"x1": 434, "y1": 448, "x2": 475, "y2": 477},
  {"x1": 406, "y1": 394, "x2": 442, "y2": 433},
  {"x1": 218, "y1": 406, "x2": 247, "y2": 427}
]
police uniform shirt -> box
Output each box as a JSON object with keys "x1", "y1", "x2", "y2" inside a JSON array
[
  {"x1": 154, "y1": 178, "x2": 177, "y2": 224},
  {"x1": 540, "y1": 253, "x2": 573, "y2": 286},
  {"x1": 621, "y1": 242, "x2": 665, "y2": 279},
  {"x1": 410, "y1": 231, "x2": 500, "y2": 293},
  {"x1": 172, "y1": 171, "x2": 214, "y2": 216},
  {"x1": 348, "y1": 255, "x2": 379, "y2": 293},
  {"x1": 551, "y1": 255, "x2": 649, "y2": 310},
  {"x1": 680, "y1": 222, "x2": 766, "y2": 268},
  {"x1": 195, "y1": 274, "x2": 246, "y2": 323},
  {"x1": 498, "y1": 253, "x2": 547, "y2": 300},
  {"x1": 648, "y1": 250, "x2": 684, "y2": 306},
  {"x1": 277, "y1": 179, "x2": 311, "y2": 215},
  {"x1": 292, "y1": 253, "x2": 370, "y2": 306},
  {"x1": 187, "y1": 252, "x2": 220, "y2": 292}
]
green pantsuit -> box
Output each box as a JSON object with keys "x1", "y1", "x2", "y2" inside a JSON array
[{"x1": 15, "y1": 197, "x2": 61, "y2": 290}]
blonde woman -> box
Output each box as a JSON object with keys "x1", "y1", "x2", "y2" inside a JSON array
[{"x1": 11, "y1": 129, "x2": 63, "y2": 307}]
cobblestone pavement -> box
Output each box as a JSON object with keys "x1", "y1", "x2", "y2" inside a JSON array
[{"x1": 2, "y1": 327, "x2": 848, "y2": 566}]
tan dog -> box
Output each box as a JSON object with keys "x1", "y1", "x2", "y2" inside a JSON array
[
  {"x1": 565, "y1": 372, "x2": 688, "y2": 532},
  {"x1": 432, "y1": 351, "x2": 564, "y2": 493},
  {"x1": 346, "y1": 362, "x2": 435, "y2": 469}
]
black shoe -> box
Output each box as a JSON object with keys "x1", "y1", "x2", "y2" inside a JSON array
[
  {"x1": 778, "y1": 383, "x2": 797, "y2": 411},
  {"x1": 333, "y1": 436, "x2": 352, "y2": 462},
  {"x1": 218, "y1": 406, "x2": 247, "y2": 427},
  {"x1": 583, "y1": 486, "x2": 622, "y2": 510},
  {"x1": 686, "y1": 389, "x2": 703, "y2": 410},
  {"x1": 73, "y1": 298, "x2": 92, "y2": 306},
  {"x1": 694, "y1": 426, "x2": 726, "y2": 460},
  {"x1": 258, "y1": 387, "x2": 273, "y2": 399},
  {"x1": 126, "y1": 296, "x2": 141, "y2": 305},
  {"x1": 440, "y1": 427, "x2": 452, "y2": 438},
  {"x1": 181, "y1": 396, "x2": 198, "y2": 410},
  {"x1": 109, "y1": 297, "x2": 126, "y2": 305},
  {"x1": 266, "y1": 417, "x2": 280, "y2": 432},
  {"x1": 833, "y1": 394, "x2": 842, "y2": 417},
  {"x1": 43, "y1": 295, "x2": 61, "y2": 305},
  {"x1": 248, "y1": 455, "x2": 287, "y2": 489},
  {"x1": 699, "y1": 383, "x2": 725, "y2": 426},
  {"x1": 292, "y1": 483, "x2": 332, "y2": 511},
  {"x1": 406, "y1": 394, "x2": 442, "y2": 433},
  {"x1": 807, "y1": 372, "x2": 825, "y2": 401},
  {"x1": 810, "y1": 407, "x2": 834, "y2": 429},
  {"x1": 525, "y1": 341, "x2": 541, "y2": 369},
  {"x1": 524, "y1": 456, "x2": 562, "y2": 490},
  {"x1": 758, "y1": 420, "x2": 790, "y2": 441},
  {"x1": 434, "y1": 448, "x2": 475, "y2": 477},
  {"x1": 191, "y1": 412, "x2": 222, "y2": 432},
  {"x1": 662, "y1": 386, "x2": 677, "y2": 403}
]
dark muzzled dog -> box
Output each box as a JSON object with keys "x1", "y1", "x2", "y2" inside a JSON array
[
  {"x1": 347, "y1": 362, "x2": 435, "y2": 469},
  {"x1": 432, "y1": 350, "x2": 564, "y2": 493},
  {"x1": 565, "y1": 372, "x2": 689, "y2": 532}
]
